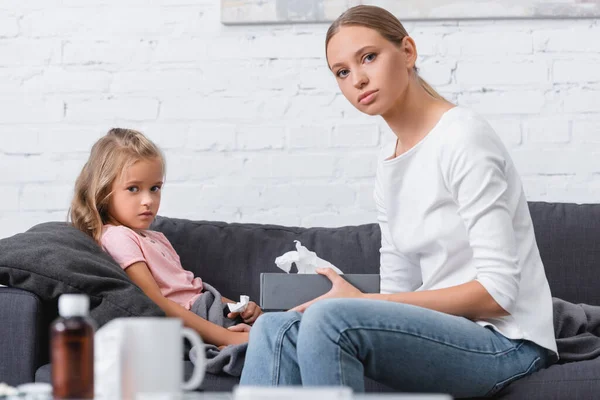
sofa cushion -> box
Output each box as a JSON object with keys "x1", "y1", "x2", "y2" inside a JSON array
[
  {"x1": 0, "y1": 222, "x2": 164, "y2": 329},
  {"x1": 497, "y1": 357, "x2": 600, "y2": 399},
  {"x1": 528, "y1": 202, "x2": 600, "y2": 305},
  {"x1": 0, "y1": 287, "x2": 42, "y2": 385}
]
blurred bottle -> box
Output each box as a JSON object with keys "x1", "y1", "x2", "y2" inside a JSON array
[{"x1": 51, "y1": 294, "x2": 95, "y2": 399}]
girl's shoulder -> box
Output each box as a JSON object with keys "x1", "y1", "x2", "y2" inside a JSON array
[
  {"x1": 142, "y1": 229, "x2": 176, "y2": 248},
  {"x1": 142, "y1": 229, "x2": 168, "y2": 241},
  {"x1": 101, "y1": 224, "x2": 142, "y2": 244}
]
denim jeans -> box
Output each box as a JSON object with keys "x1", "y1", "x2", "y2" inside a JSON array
[{"x1": 240, "y1": 298, "x2": 553, "y2": 398}]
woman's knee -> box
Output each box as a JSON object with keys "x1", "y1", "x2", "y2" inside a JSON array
[
  {"x1": 251, "y1": 311, "x2": 301, "y2": 338},
  {"x1": 299, "y1": 298, "x2": 423, "y2": 339},
  {"x1": 300, "y1": 299, "x2": 351, "y2": 336},
  {"x1": 302, "y1": 298, "x2": 368, "y2": 324},
  {"x1": 296, "y1": 299, "x2": 363, "y2": 359}
]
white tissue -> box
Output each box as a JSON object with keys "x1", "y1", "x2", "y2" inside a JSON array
[
  {"x1": 274, "y1": 240, "x2": 344, "y2": 274},
  {"x1": 0, "y1": 382, "x2": 17, "y2": 397},
  {"x1": 227, "y1": 295, "x2": 250, "y2": 313}
]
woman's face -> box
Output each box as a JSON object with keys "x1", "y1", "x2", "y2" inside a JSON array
[{"x1": 326, "y1": 25, "x2": 416, "y2": 116}]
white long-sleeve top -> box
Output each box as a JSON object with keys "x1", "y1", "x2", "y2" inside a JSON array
[{"x1": 376, "y1": 106, "x2": 557, "y2": 355}]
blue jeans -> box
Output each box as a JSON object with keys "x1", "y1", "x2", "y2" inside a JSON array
[{"x1": 240, "y1": 299, "x2": 553, "y2": 398}]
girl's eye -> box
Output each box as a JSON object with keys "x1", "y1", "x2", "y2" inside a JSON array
[
  {"x1": 127, "y1": 186, "x2": 139, "y2": 193},
  {"x1": 364, "y1": 53, "x2": 377, "y2": 63},
  {"x1": 336, "y1": 69, "x2": 350, "y2": 78},
  {"x1": 151, "y1": 186, "x2": 162, "y2": 192}
]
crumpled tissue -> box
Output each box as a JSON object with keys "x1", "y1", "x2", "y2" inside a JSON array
[
  {"x1": 227, "y1": 295, "x2": 250, "y2": 313},
  {"x1": 274, "y1": 240, "x2": 343, "y2": 274},
  {"x1": 0, "y1": 382, "x2": 17, "y2": 397}
]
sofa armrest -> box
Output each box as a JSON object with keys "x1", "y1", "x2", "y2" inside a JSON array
[{"x1": 0, "y1": 287, "x2": 43, "y2": 386}]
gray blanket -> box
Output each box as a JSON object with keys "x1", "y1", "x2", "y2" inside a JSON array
[
  {"x1": 553, "y1": 297, "x2": 600, "y2": 363},
  {"x1": 0, "y1": 222, "x2": 165, "y2": 326},
  {"x1": 190, "y1": 282, "x2": 248, "y2": 377}
]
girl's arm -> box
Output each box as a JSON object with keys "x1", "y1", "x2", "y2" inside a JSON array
[{"x1": 125, "y1": 261, "x2": 248, "y2": 347}]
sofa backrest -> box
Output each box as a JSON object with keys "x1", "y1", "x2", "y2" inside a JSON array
[
  {"x1": 152, "y1": 217, "x2": 381, "y2": 304},
  {"x1": 153, "y1": 201, "x2": 600, "y2": 306},
  {"x1": 528, "y1": 202, "x2": 600, "y2": 305}
]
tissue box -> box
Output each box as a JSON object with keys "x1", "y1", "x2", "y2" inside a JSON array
[{"x1": 260, "y1": 273, "x2": 380, "y2": 311}]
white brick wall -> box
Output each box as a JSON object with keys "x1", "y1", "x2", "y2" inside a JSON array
[{"x1": 1, "y1": 0, "x2": 599, "y2": 238}]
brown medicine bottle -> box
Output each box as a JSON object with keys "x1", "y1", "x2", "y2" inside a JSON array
[{"x1": 51, "y1": 294, "x2": 95, "y2": 399}]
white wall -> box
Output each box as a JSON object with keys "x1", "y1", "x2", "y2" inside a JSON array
[{"x1": 1, "y1": 0, "x2": 599, "y2": 238}]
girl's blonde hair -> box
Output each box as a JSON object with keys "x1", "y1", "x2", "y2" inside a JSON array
[
  {"x1": 325, "y1": 5, "x2": 445, "y2": 101},
  {"x1": 70, "y1": 128, "x2": 165, "y2": 243}
]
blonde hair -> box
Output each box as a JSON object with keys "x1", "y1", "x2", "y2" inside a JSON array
[
  {"x1": 325, "y1": 5, "x2": 445, "y2": 101},
  {"x1": 70, "y1": 128, "x2": 165, "y2": 243}
]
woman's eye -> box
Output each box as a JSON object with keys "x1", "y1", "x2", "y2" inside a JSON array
[
  {"x1": 364, "y1": 53, "x2": 377, "y2": 63},
  {"x1": 336, "y1": 69, "x2": 350, "y2": 78},
  {"x1": 127, "y1": 186, "x2": 139, "y2": 193}
]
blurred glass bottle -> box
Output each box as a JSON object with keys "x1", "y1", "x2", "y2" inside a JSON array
[{"x1": 51, "y1": 294, "x2": 95, "y2": 399}]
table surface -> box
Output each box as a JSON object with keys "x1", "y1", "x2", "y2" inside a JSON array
[
  {"x1": 1, "y1": 391, "x2": 451, "y2": 400},
  {"x1": 184, "y1": 392, "x2": 452, "y2": 400},
  {"x1": 2, "y1": 385, "x2": 452, "y2": 400}
]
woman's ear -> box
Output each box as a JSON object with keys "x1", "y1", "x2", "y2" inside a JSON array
[{"x1": 401, "y1": 36, "x2": 418, "y2": 70}]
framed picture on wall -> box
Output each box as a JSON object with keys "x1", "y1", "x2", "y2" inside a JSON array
[{"x1": 221, "y1": 0, "x2": 600, "y2": 24}]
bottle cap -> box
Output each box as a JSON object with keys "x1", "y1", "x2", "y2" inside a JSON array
[{"x1": 58, "y1": 294, "x2": 90, "y2": 317}]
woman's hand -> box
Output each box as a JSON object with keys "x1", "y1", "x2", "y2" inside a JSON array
[
  {"x1": 227, "y1": 301, "x2": 263, "y2": 324},
  {"x1": 290, "y1": 268, "x2": 364, "y2": 313}
]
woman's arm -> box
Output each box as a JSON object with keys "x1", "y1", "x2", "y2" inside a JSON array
[
  {"x1": 294, "y1": 128, "x2": 520, "y2": 319},
  {"x1": 125, "y1": 261, "x2": 248, "y2": 347},
  {"x1": 440, "y1": 127, "x2": 522, "y2": 316},
  {"x1": 292, "y1": 268, "x2": 506, "y2": 320},
  {"x1": 365, "y1": 280, "x2": 507, "y2": 320}
]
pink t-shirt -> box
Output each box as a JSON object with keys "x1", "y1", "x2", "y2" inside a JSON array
[{"x1": 101, "y1": 224, "x2": 203, "y2": 310}]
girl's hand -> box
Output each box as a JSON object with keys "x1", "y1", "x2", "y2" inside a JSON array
[
  {"x1": 219, "y1": 330, "x2": 250, "y2": 350},
  {"x1": 218, "y1": 324, "x2": 251, "y2": 349},
  {"x1": 227, "y1": 301, "x2": 263, "y2": 324},
  {"x1": 290, "y1": 268, "x2": 364, "y2": 313},
  {"x1": 228, "y1": 323, "x2": 251, "y2": 333}
]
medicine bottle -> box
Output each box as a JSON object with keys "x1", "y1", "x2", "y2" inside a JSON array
[{"x1": 50, "y1": 294, "x2": 95, "y2": 399}]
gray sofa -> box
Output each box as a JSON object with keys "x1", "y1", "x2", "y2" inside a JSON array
[{"x1": 1, "y1": 201, "x2": 599, "y2": 398}]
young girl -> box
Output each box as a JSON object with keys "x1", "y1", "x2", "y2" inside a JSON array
[
  {"x1": 70, "y1": 128, "x2": 261, "y2": 347},
  {"x1": 240, "y1": 5, "x2": 557, "y2": 397}
]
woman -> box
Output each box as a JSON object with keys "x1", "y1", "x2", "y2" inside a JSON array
[{"x1": 240, "y1": 5, "x2": 557, "y2": 397}]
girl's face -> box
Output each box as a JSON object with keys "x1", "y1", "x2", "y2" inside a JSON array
[
  {"x1": 107, "y1": 158, "x2": 163, "y2": 231},
  {"x1": 326, "y1": 25, "x2": 416, "y2": 117}
]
